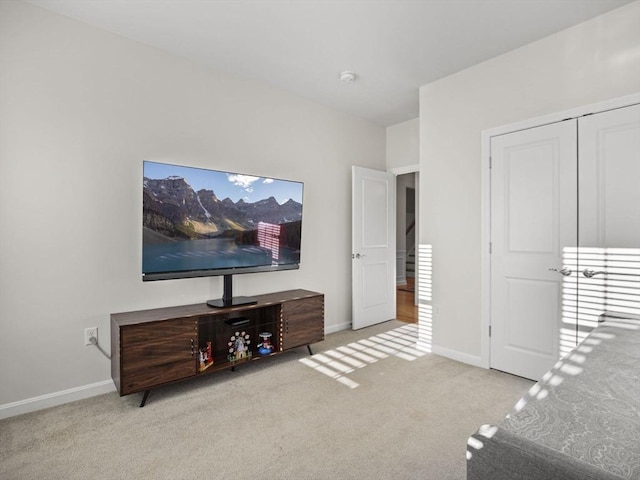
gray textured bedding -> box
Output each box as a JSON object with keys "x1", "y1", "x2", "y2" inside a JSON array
[{"x1": 467, "y1": 313, "x2": 640, "y2": 480}]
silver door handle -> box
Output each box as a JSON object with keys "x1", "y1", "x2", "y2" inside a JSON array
[
  {"x1": 582, "y1": 269, "x2": 608, "y2": 278},
  {"x1": 549, "y1": 267, "x2": 572, "y2": 276},
  {"x1": 352, "y1": 253, "x2": 367, "y2": 259}
]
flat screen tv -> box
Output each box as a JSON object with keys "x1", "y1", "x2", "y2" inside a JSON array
[{"x1": 142, "y1": 161, "x2": 304, "y2": 307}]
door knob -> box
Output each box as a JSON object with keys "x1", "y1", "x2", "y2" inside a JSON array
[
  {"x1": 549, "y1": 267, "x2": 572, "y2": 276},
  {"x1": 582, "y1": 269, "x2": 608, "y2": 278},
  {"x1": 352, "y1": 253, "x2": 367, "y2": 259}
]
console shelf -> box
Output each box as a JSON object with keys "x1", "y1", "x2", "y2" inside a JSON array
[{"x1": 111, "y1": 289, "x2": 324, "y2": 406}]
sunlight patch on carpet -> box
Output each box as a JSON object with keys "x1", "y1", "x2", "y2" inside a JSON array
[{"x1": 299, "y1": 323, "x2": 425, "y2": 388}]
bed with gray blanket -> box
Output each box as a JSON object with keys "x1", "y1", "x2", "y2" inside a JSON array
[{"x1": 466, "y1": 313, "x2": 640, "y2": 480}]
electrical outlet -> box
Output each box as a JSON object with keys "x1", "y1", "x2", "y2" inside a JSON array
[{"x1": 84, "y1": 327, "x2": 98, "y2": 346}]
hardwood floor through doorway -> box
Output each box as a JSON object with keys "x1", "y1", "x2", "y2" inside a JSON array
[{"x1": 396, "y1": 277, "x2": 417, "y2": 323}]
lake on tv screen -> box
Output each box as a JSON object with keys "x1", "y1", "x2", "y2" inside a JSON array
[{"x1": 143, "y1": 237, "x2": 299, "y2": 274}]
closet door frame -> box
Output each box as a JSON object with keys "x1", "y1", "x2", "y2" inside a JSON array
[{"x1": 479, "y1": 93, "x2": 640, "y2": 370}]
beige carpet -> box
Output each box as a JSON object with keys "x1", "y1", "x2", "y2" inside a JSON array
[{"x1": 0, "y1": 320, "x2": 532, "y2": 480}]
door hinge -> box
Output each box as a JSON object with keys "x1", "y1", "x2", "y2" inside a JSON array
[
  {"x1": 489, "y1": 325, "x2": 492, "y2": 337},
  {"x1": 489, "y1": 156, "x2": 492, "y2": 169},
  {"x1": 489, "y1": 242, "x2": 492, "y2": 254}
]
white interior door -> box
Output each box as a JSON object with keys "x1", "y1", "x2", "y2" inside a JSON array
[
  {"x1": 576, "y1": 104, "x2": 640, "y2": 338},
  {"x1": 490, "y1": 120, "x2": 578, "y2": 380},
  {"x1": 352, "y1": 166, "x2": 396, "y2": 330}
]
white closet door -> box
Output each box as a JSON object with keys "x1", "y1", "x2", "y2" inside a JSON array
[
  {"x1": 576, "y1": 104, "x2": 640, "y2": 339},
  {"x1": 490, "y1": 120, "x2": 578, "y2": 380}
]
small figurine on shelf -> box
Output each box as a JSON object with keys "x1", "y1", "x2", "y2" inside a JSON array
[
  {"x1": 257, "y1": 332, "x2": 274, "y2": 355},
  {"x1": 199, "y1": 341, "x2": 213, "y2": 371},
  {"x1": 227, "y1": 331, "x2": 251, "y2": 363}
]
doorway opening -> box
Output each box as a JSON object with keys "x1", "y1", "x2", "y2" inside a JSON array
[{"x1": 396, "y1": 173, "x2": 417, "y2": 323}]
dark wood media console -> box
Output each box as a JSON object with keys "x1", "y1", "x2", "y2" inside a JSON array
[{"x1": 111, "y1": 289, "x2": 324, "y2": 406}]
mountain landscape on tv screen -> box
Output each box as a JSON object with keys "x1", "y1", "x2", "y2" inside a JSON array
[{"x1": 143, "y1": 176, "x2": 302, "y2": 243}]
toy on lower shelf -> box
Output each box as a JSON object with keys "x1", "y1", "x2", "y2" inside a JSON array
[
  {"x1": 228, "y1": 331, "x2": 251, "y2": 363},
  {"x1": 199, "y1": 341, "x2": 213, "y2": 371},
  {"x1": 257, "y1": 332, "x2": 274, "y2": 355}
]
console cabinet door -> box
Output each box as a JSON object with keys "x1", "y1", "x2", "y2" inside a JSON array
[
  {"x1": 281, "y1": 296, "x2": 324, "y2": 350},
  {"x1": 120, "y1": 318, "x2": 197, "y2": 395}
]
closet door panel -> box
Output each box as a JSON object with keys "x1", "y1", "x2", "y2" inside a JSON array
[
  {"x1": 577, "y1": 104, "x2": 640, "y2": 338},
  {"x1": 579, "y1": 104, "x2": 640, "y2": 248},
  {"x1": 490, "y1": 120, "x2": 578, "y2": 380}
]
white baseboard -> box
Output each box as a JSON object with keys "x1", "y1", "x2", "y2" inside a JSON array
[
  {"x1": 0, "y1": 379, "x2": 116, "y2": 420},
  {"x1": 325, "y1": 321, "x2": 351, "y2": 335},
  {"x1": 431, "y1": 344, "x2": 484, "y2": 368}
]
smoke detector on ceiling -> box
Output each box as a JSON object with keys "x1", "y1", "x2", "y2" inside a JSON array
[{"x1": 340, "y1": 71, "x2": 357, "y2": 83}]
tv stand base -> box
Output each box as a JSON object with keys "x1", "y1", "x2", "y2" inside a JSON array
[{"x1": 206, "y1": 296, "x2": 257, "y2": 308}]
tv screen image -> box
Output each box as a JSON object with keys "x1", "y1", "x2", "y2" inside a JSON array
[{"x1": 142, "y1": 161, "x2": 304, "y2": 290}]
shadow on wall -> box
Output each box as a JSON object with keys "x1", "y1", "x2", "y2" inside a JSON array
[{"x1": 416, "y1": 244, "x2": 433, "y2": 352}]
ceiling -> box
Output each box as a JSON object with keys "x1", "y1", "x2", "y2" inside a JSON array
[{"x1": 26, "y1": 0, "x2": 634, "y2": 126}]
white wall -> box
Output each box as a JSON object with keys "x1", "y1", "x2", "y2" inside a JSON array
[
  {"x1": 419, "y1": 1, "x2": 640, "y2": 363},
  {"x1": 386, "y1": 118, "x2": 419, "y2": 172},
  {"x1": 0, "y1": 1, "x2": 385, "y2": 414}
]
